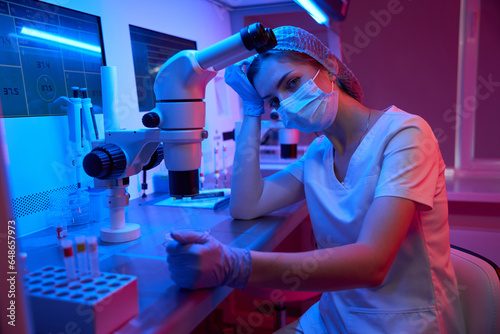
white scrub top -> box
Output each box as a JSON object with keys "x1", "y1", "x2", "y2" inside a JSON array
[{"x1": 283, "y1": 106, "x2": 465, "y2": 333}]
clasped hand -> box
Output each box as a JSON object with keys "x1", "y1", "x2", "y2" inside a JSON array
[{"x1": 166, "y1": 230, "x2": 252, "y2": 290}]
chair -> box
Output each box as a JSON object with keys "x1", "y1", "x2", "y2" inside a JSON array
[
  {"x1": 450, "y1": 245, "x2": 500, "y2": 334},
  {"x1": 242, "y1": 286, "x2": 321, "y2": 329}
]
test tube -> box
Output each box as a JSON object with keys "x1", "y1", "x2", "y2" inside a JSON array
[
  {"x1": 222, "y1": 145, "x2": 227, "y2": 187},
  {"x1": 19, "y1": 252, "x2": 29, "y2": 275},
  {"x1": 61, "y1": 239, "x2": 77, "y2": 282},
  {"x1": 199, "y1": 153, "x2": 205, "y2": 190},
  {"x1": 214, "y1": 147, "x2": 219, "y2": 188},
  {"x1": 55, "y1": 219, "x2": 68, "y2": 244},
  {"x1": 87, "y1": 236, "x2": 101, "y2": 277},
  {"x1": 75, "y1": 235, "x2": 89, "y2": 277}
]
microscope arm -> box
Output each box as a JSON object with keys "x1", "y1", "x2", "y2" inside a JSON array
[
  {"x1": 81, "y1": 23, "x2": 276, "y2": 243},
  {"x1": 145, "y1": 23, "x2": 276, "y2": 197},
  {"x1": 84, "y1": 23, "x2": 276, "y2": 198}
]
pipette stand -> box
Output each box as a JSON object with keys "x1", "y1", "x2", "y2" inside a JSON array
[{"x1": 95, "y1": 178, "x2": 141, "y2": 243}]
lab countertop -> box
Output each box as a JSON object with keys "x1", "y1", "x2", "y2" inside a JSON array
[{"x1": 20, "y1": 193, "x2": 309, "y2": 334}]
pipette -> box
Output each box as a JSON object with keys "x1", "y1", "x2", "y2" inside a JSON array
[{"x1": 79, "y1": 87, "x2": 99, "y2": 140}]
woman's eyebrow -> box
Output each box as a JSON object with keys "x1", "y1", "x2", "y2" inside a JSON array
[{"x1": 261, "y1": 70, "x2": 293, "y2": 100}]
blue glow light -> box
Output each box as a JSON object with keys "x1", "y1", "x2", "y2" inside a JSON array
[
  {"x1": 20, "y1": 27, "x2": 102, "y2": 53},
  {"x1": 293, "y1": 0, "x2": 329, "y2": 25}
]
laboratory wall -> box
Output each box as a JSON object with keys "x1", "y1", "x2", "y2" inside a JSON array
[
  {"x1": 340, "y1": 0, "x2": 460, "y2": 168},
  {"x1": 3, "y1": 0, "x2": 241, "y2": 236},
  {"x1": 232, "y1": 0, "x2": 500, "y2": 266},
  {"x1": 338, "y1": 0, "x2": 500, "y2": 266}
]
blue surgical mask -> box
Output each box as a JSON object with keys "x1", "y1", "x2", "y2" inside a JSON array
[{"x1": 277, "y1": 70, "x2": 338, "y2": 133}]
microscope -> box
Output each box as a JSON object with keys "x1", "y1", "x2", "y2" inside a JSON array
[{"x1": 83, "y1": 23, "x2": 276, "y2": 242}]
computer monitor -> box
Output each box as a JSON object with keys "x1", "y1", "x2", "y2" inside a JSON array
[
  {"x1": 129, "y1": 25, "x2": 196, "y2": 112},
  {"x1": 0, "y1": 0, "x2": 106, "y2": 236},
  {"x1": 0, "y1": 0, "x2": 106, "y2": 118}
]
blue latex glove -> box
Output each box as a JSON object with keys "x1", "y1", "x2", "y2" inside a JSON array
[
  {"x1": 224, "y1": 60, "x2": 265, "y2": 117},
  {"x1": 166, "y1": 230, "x2": 252, "y2": 290}
]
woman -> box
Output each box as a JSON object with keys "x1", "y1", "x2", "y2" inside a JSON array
[{"x1": 166, "y1": 26, "x2": 465, "y2": 333}]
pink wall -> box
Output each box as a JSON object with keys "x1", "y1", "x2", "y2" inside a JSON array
[
  {"x1": 239, "y1": 1, "x2": 499, "y2": 265},
  {"x1": 340, "y1": 0, "x2": 460, "y2": 168},
  {"x1": 341, "y1": 0, "x2": 499, "y2": 265}
]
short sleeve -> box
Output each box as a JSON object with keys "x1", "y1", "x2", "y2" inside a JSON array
[
  {"x1": 283, "y1": 154, "x2": 306, "y2": 184},
  {"x1": 374, "y1": 119, "x2": 441, "y2": 211}
]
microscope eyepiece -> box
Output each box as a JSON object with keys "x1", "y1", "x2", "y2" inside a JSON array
[
  {"x1": 256, "y1": 28, "x2": 277, "y2": 54},
  {"x1": 240, "y1": 23, "x2": 265, "y2": 51},
  {"x1": 240, "y1": 23, "x2": 277, "y2": 53}
]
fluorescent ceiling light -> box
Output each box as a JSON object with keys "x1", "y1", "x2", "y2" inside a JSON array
[
  {"x1": 293, "y1": 0, "x2": 329, "y2": 25},
  {"x1": 20, "y1": 27, "x2": 101, "y2": 53}
]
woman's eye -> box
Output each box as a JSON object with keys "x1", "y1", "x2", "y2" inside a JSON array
[{"x1": 287, "y1": 78, "x2": 299, "y2": 90}]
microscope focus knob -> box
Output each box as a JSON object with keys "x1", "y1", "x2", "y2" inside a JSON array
[
  {"x1": 142, "y1": 112, "x2": 160, "y2": 128},
  {"x1": 83, "y1": 144, "x2": 127, "y2": 179}
]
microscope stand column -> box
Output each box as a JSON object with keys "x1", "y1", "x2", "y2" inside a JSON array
[{"x1": 100, "y1": 185, "x2": 141, "y2": 243}]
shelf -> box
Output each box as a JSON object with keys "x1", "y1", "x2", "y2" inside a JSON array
[{"x1": 445, "y1": 169, "x2": 500, "y2": 203}]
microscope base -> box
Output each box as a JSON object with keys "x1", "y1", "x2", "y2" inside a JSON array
[{"x1": 100, "y1": 223, "x2": 141, "y2": 243}]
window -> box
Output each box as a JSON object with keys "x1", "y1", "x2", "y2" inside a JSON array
[{"x1": 456, "y1": 0, "x2": 500, "y2": 171}]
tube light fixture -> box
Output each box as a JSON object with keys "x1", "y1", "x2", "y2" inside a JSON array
[
  {"x1": 293, "y1": 0, "x2": 329, "y2": 25},
  {"x1": 20, "y1": 27, "x2": 101, "y2": 53}
]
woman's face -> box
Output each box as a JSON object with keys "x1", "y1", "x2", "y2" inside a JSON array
[{"x1": 252, "y1": 57, "x2": 333, "y2": 110}]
